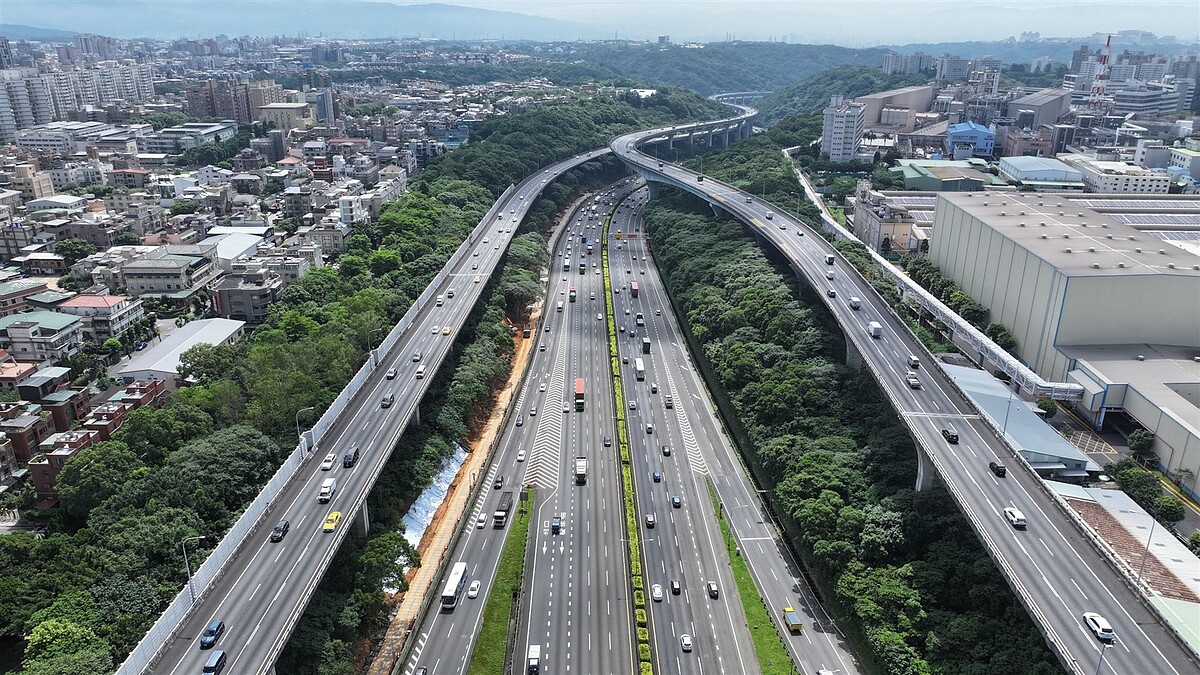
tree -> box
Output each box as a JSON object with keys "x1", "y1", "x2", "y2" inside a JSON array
[
  {"x1": 178, "y1": 343, "x2": 241, "y2": 385},
  {"x1": 53, "y1": 238, "x2": 97, "y2": 265},
  {"x1": 56, "y1": 441, "x2": 141, "y2": 522},
  {"x1": 1035, "y1": 398, "x2": 1058, "y2": 420},
  {"x1": 169, "y1": 201, "x2": 203, "y2": 216},
  {"x1": 1152, "y1": 496, "x2": 1186, "y2": 527},
  {"x1": 1188, "y1": 531, "x2": 1200, "y2": 556},
  {"x1": 114, "y1": 230, "x2": 144, "y2": 246},
  {"x1": 102, "y1": 338, "x2": 123, "y2": 354},
  {"x1": 984, "y1": 323, "x2": 1017, "y2": 351},
  {"x1": 1128, "y1": 429, "x2": 1156, "y2": 460}
]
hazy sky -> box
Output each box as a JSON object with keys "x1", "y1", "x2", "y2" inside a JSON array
[{"x1": 382, "y1": 0, "x2": 1200, "y2": 45}]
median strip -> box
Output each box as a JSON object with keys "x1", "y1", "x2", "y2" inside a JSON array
[
  {"x1": 468, "y1": 487, "x2": 534, "y2": 675},
  {"x1": 602, "y1": 198, "x2": 654, "y2": 675},
  {"x1": 708, "y1": 483, "x2": 792, "y2": 675}
]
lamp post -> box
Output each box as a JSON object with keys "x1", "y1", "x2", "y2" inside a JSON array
[
  {"x1": 181, "y1": 535, "x2": 206, "y2": 603},
  {"x1": 295, "y1": 405, "x2": 315, "y2": 456},
  {"x1": 1093, "y1": 643, "x2": 1111, "y2": 675},
  {"x1": 1136, "y1": 512, "x2": 1157, "y2": 586},
  {"x1": 366, "y1": 327, "x2": 385, "y2": 366}
]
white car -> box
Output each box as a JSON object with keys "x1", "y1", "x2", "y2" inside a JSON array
[
  {"x1": 539, "y1": 383, "x2": 546, "y2": 392},
  {"x1": 476, "y1": 514, "x2": 487, "y2": 529},
  {"x1": 468, "y1": 580, "x2": 481, "y2": 599},
  {"x1": 629, "y1": 401, "x2": 637, "y2": 410},
  {"x1": 680, "y1": 634, "x2": 693, "y2": 652},
  {"x1": 1003, "y1": 507, "x2": 1027, "y2": 529},
  {"x1": 516, "y1": 449, "x2": 526, "y2": 461},
  {"x1": 431, "y1": 325, "x2": 439, "y2": 334},
  {"x1": 651, "y1": 584, "x2": 663, "y2": 602},
  {"x1": 320, "y1": 453, "x2": 337, "y2": 471},
  {"x1": 597, "y1": 313, "x2": 603, "y2": 321},
  {"x1": 1083, "y1": 612, "x2": 1115, "y2": 643}
]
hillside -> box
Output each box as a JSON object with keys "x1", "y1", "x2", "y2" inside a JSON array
[
  {"x1": 754, "y1": 66, "x2": 932, "y2": 125},
  {"x1": 0, "y1": 23, "x2": 77, "y2": 40},
  {"x1": 537, "y1": 41, "x2": 890, "y2": 96}
]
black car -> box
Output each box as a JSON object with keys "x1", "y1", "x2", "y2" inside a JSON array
[
  {"x1": 493, "y1": 475, "x2": 504, "y2": 489},
  {"x1": 652, "y1": 471, "x2": 662, "y2": 483},
  {"x1": 343, "y1": 446, "x2": 360, "y2": 468},
  {"x1": 661, "y1": 445, "x2": 671, "y2": 457},
  {"x1": 269, "y1": 519, "x2": 290, "y2": 542},
  {"x1": 603, "y1": 435, "x2": 612, "y2": 447},
  {"x1": 199, "y1": 619, "x2": 225, "y2": 649},
  {"x1": 672, "y1": 495, "x2": 682, "y2": 508}
]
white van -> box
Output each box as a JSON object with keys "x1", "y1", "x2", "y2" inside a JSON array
[
  {"x1": 556, "y1": 301, "x2": 564, "y2": 312},
  {"x1": 436, "y1": 294, "x2": 444, "y2": 306},
  {"x1": 415, "y1": 364, "x2": 427, "y2": 379},
  {"x1": 907, "y1": 355, "x2": 920, "y2": 368},
  {"x1": 318, "y1": 478, "x2": 337, "y2": 503}
]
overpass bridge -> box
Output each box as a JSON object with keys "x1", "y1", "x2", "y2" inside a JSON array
[{"x1": 609, "y1": 113, "x2": 1198, "y2": 675}]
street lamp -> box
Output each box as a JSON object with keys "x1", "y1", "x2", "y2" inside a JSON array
[
  {"x1": 366, "y1": 326, "x2": 385, "y2": 365},
  {"x1": 1093, "y1": 643, "x2": 1111, "y2": 675},
  {"x1": 1136, "y1": 512, "x2": 1157, "y2": 586},
  {"x1": 295, "y1": 405, "x2": 315, "y2": 455},
  {"x1": 181, "y1": 535, "x2": 206, "y2": 603}
]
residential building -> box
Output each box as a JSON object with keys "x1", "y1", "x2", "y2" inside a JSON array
[
  {"x1": 0, "y1": 311, "x2": 85, "y2": 362},
  {"x1": 29, "y1": 428, "x2": 97, "y2": 500},
  {"x1": 883, "y1": 51, "x2": 934, "y2": 75},
  {"x1": 14, "y1": 120, "x2": 116, "y2": 153},
  {"x1": 0, "y1": 279, "x2": 49, "y2": 316},
  {"x1": 258, "y1": 102, "x2": 315, "y2": 131},
  {"x1": 117, "y1": 318, "x2": 244, "y2": 385},
  {"x1": 119, "y1": 245, "x2": 219, "y2": 299},
  {"x1": 55, "y1": 293, "x2": 144, "y2": 341},
  {"x1": 1167, "y1": 143, "x2": 1200, "y2": 178},
  {"x1": 0, "y1": 219, "x2": 50, "y2": 262},
  {"x1": 0, "y1": 68, "x2": 59, "y2": 143},
  {"x1": 299, "y1": 218, "x2": 351, "y2": 253},
  {"x1": 937, "y1": 55, "x2": 971, "y2": 81},
  {"x1": 3, "y1": 163, "x2": 54, "y2": 203},
  {"x1": 186, "y1": 79, "x2": 284, "y2": 124},
  {"x1": 38, "y1": 387, "x2": 90, "y2": 433},
  {"x1": 209, "y1": 265, "x2": 284, "y2": 324},
  {"x1": 46, "y1": 159, "x2": 110, "y2": 189},
  {"x1": 0, "y1": 401, "x2": 55, "y2": 463},
  {"x1": 821, "y1": 95, "x2": 865, "y2": 163},
  {"x1": 945, "y1": 121, "x2": 995, "y2": 158},
  {"x1": 1059, "y1": 154, "x2": 1172, "y2": 193}
]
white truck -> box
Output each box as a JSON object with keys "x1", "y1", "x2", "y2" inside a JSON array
[
  {"x1": 574, "y1": 457, "x2": 587, "y2": 485},
  {"x1": 867, "y1": 321, "x2": 882, "y2": 339},
  {"x1": 527, "y1": 644, "x2": 541, "y2": 674},
  {"x1": 849, "y1": 296, "x2": 861, "y2": 310},
  {"x1": 318, "y1": 478, "x2": 337, "y2": 503}
]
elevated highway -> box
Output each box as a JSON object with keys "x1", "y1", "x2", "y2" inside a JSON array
[{"x1": 609, "y1": 118, "x2": 1198, "y2": 675}]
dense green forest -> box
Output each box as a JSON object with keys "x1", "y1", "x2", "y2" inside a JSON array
[
  {"x1": 0, "y1": 90, "x2": 720, "y2": 675},
  {"x1": 537, "y1": 41, "x2": 889, "y2": 96},
  {"x1": 316, "y1": 60, "x2": 620, "y2": 89},
  {"x1": 643, "y1": 189, "x2": 1059, "y2": 675},
  {"x1": 755, "y1": 66, "x2": 933, "y2": 125}
]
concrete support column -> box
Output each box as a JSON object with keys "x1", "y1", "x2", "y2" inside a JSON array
[
  {"x1": 709, "y1": 200, "x2": 731, "y2": 220},
  {"x1": 915, "y1": 450, "x2": 939, "y2": 492},
  {"x1": 723, "y1": 129, "x2": 731, "y2": 147},
  {"x1": 353, "y1": 502, "x2": 370, "y2": 539},
  {"x1": 412, "y1": 406, "x2": 420, "y2": 426},
  {"x1": 646, "y1": 181, "x2": 660, "y2": 200},
  {"x1": 706, "y1": 130, "x2": 714, "y2": 147},
  {"x1": 845, "y1": 339, "x2": 863, "y2": 371}
]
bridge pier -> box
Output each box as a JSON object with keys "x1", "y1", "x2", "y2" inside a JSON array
[
  {"x1": 710, "y1": 200, "x2": 732, "y2": 220},
  {"x1": 915, "y1": 450, "x2": 939, "y2": 491},
  {"x1": 706, "y1": 130, "x2": 714, "y2": 147},
  {"x1": 845, "y1": 339, "x2": 863, "y2": 371},
  {"x1": 723, "y1": 129, "x2": 731, "y2": 147},
  {"x1": 353, "y1": 502, "x2": 370, "y2": 539},
  {"x1": 644, "y1": 180, "x2": 660, "y2": 200}
]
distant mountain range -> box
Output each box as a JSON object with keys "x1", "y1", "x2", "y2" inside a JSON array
[
  {"x1": 0, "y1": 23, "x2": 78, "y2": 40},
  {"x1": 0, "y1": 2, "x2": 588, "y2": 41}
]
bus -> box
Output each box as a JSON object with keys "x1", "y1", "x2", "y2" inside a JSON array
[
  {"x1": 574, "y1": 378, "x2": 585, "y2": 411},
  {"x1": 634, "y1": 358, "x2": 645, "y2": 381},
  {"x1": 629, "y1": 281, "x2": 639, "y2": 298},
  {"x1": 440, "y1": 562, "x2": 468, "y2": 610},
  {"x1": 562, "y1": 259, "x2": 571, "y2": 272},
  {"x1": 569, "y1": 287, "x2": 577, "y2": 302}
]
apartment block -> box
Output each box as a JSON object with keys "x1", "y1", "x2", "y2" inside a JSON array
[
  {"x1": 821, "y1": 95, "x2": 865, "y2": 163},
  {"x1": 28, "y1": 429, "x2": 97, "y2": 500},
  {"x1": 0, "y1": 279, "x2": 50, "y2": 316},
  {"x1": 883, "y1": 51, "x2": 934, "y2": 75},
  {"x1": 56, "y1": 293, "x2": 145, "y2": 341},
  {"x1": 258, "y1": 102, "x2": 316, "y2": 131},
  {"x1": 209, "y1": 266, "x2": 283, "y2": 324},
  {"x1": 0, "y1": 311, "x2": 85, "y2": 362},
  {"x1": 186, "y1": 79, "x2": 284, "y2": 124},
  {"x1": 0, "y1": 401, "x2": 54, "y2": 462},
  {"x1": 120, "y1": 246, "x2": 219, "y2": 298},
  {"x1": 3, "y1": 163, "x2": 54, "y2": 203}
]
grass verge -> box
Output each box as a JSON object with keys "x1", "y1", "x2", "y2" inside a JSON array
[
  {"x1": 707, "y1": 483, "x2": 794, "y2": 675},
  {"x1": 468, "y1": 487, "x2": 534, "y2": 675}
]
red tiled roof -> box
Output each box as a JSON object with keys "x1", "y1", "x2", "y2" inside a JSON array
[{"x1": 59, "y1": 294, "x2": 128, "y2": 308}]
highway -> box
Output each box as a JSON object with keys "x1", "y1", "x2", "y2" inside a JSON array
[
  {"x1": 613, "y1": 188, "x2": 860, "y2": 675},
  {"x1": 408, "y1": 182, "x2": 644, "y2": 675},
  {"x1": 150, "y1": 149, "x2": 612, "y2": 675},
  {"x1": 610, "y1": 120, "x2": 1198, "y2": 675}
]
